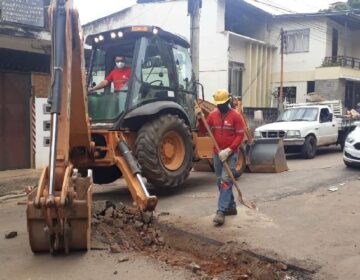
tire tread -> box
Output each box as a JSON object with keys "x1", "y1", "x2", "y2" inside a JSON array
[{"x1": 135, "y1": 114, "x2": 193, "y2": 188}]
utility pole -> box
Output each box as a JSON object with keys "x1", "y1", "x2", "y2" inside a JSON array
[
  {"x1": 188, "y1": 0, "x2": 201, "y2": 82},
  {"x1": 279, "y1": 28, "x2": 285, "y2": 113}
]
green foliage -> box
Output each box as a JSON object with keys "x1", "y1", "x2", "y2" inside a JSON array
[
  {"x1": 332, "y1": 2, "x2": 350, "y2": 10},
  {"x1": 320, "y1": 2, "x2": 349, "y2": 12},
  {"x1": 321, "y1": 0, "x2": 360, "y2": 12},
  {"x1": 349, "y1": 0, "x2": 360, "y2": 9},
  {"x1": 321, "y1": 60, "x2": 342, "y2": 67}
]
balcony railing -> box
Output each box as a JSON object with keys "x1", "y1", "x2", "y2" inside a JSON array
[{"x1": 322, "y1": 56, "x2": 360, "y2": 69}]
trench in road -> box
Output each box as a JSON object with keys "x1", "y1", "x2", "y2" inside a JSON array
[{"x1": 92, "y1": 201, "x2": 315, "y2": 279}]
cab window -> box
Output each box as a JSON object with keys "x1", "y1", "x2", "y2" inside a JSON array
[
  {"x1": 172, "y1": 45, "x2": 193, "y2": 91},
  {"x1": 130, "y1": 38, "x2": 173, "y2": 107},
  {"x1": 142, "y1": 44, "x2": 170, "y2": 87},
  {"x1": 320, "y1": 108, "x2": 331, "y2": 122}
]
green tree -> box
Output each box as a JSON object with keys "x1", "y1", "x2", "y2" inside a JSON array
[
  {"x1": 348, "y1": 0, "x2": 360, "y2": 9},
  {"x1": 321, "y1": 0, "x2": 360, "y2": 11},
  {"x1": 321, "y1": 2, "x2": 349, "y2": 12}
]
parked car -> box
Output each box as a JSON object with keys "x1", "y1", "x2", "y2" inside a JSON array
[
  {"x1": 254, "y1": 103, "x2": 356, "y2": 159},
  {"x1": 343, "y1": 126, "x2": 360, "y2": 167}
]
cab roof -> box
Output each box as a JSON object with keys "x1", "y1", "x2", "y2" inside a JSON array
[{"x1": 85, "y1": 25, "x2": 190, "y2": 49}]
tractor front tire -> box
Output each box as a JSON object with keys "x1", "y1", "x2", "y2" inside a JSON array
[{"x1": 135, "y1": 114, "x2": 193, "y2": 188}]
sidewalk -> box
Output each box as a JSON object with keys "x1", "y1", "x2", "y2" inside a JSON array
[{"x1": 0, "y1": 169, "x2": 41, "y2": 196}]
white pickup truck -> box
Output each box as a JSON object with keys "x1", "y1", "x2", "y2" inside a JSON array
[{"x1": 254, "y1": 101, "x2": 355, "y2": 159}]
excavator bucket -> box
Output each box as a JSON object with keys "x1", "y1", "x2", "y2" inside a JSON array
[
  {"x1": 248, "y1": 138, "x2": 288, "y2": 173},
  {"x1": 27, "y1": 168, "x2": 92, "y2": 253}
]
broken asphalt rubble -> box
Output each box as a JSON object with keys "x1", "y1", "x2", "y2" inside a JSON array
[{"x1": 91, "y1": 200, "x2": 305, "y2": 279}]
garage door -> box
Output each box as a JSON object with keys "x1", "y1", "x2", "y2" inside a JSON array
[{"x1": 0, "y1": 72, "x2": 31, "y2": 170}]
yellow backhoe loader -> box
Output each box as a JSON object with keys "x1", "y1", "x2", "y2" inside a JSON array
[{"x1": 27, "y1": 0, "x2": 287, "y2": 253}]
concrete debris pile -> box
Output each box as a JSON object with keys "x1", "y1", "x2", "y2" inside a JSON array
[
  {"x1": 91, "y1": 201, "x2": 310, "y2": 279},
  {"x1": 91, "y1": 201, "x2": 165, "y2": 252}
]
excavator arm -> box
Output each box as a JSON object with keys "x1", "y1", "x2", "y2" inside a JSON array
[{"x1": 27, "y1": 0, "x2": 157, "y2": 253}]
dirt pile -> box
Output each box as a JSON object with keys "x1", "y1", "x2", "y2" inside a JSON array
[
  {"x1": 92, "y1": 201, "x2": 311, "y2": 279},
  {"x1": 92, "y1": 200, "x2": 164, "y2": 251}
]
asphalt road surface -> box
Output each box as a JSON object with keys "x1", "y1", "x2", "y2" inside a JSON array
[{"x1": 1, "y1": 146, "x2": 359, "y2": 279}]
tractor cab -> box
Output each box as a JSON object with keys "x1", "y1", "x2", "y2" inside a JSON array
[{"x1": 86, "y1": 26, "x2": 197, "y2": 130}]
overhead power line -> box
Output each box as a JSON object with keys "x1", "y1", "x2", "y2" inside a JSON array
[
  {"x1": 251, "y1": 0, "x2": 338, "y2": 46},
  {"x1": 252, "y1": 0, "x2": 296, "y2": 14}
]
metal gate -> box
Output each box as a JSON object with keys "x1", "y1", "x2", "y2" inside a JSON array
[{"x1": 0, "y1": 72, "x2": 31, "y2": 170}]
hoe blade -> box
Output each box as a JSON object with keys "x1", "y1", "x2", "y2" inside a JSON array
[{"x1": 248, "y1": 138, "x2": 288, "y2": 173}]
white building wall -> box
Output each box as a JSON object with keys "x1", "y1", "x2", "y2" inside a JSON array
[
  {"x1": 269, "y1": 17, "x2": 328, "y2": 102},
  {"x1": 270, "y1": 17, "x2": 328, "y2": 73},
  {"x1": 325, "y1": 19, "x2": 344, "y2": 58},
  {"x1": 350, "y1": 30, "x2": 360, "y2": 58},
  {"x1": 83, "y1": 0, "x2": 229, "y2": 100},
  {"x1": 228, "y1": 36, "x2": 247, "y2": 63},
  {"x1": 325, "y1": 18, "x2": 348, "y2": 58},
  {"x1": 199, "y1": 0, "x2": 228, "y2": 99},
  {"x1": 35, "y1": 98, "x2": 50, "y2": 168},
  {"x1": 84, "y1": 1, "x2": 190, "y2": 41}
]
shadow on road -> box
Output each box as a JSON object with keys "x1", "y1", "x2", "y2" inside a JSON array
[
  {"x1": 286, "y1": 145, "x2": 342, "y2": 160},
  {"x1": 150, "y1": 174, "x2": 215, "y2": 198},
  {"x1": 92, "y1": 171, "x2": 216, "y2": 202}
]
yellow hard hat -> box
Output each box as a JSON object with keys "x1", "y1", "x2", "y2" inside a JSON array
[{"x1": 213, "y1": 89, "x2": 230, "y2": 105}]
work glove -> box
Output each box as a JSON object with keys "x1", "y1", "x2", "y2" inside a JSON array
[{"x1": 218, "y1": 148, "x2": 232, "y2": 162}]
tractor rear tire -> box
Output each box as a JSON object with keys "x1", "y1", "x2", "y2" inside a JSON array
[{"x1": 135, "y1": 114, "x2": 193, "y2": 188}]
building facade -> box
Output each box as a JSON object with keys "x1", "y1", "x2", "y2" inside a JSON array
[
  {"x1": 83, "y1": 0, "x2": 276, "y2": 107},
  {"x1": 3, "y1": 1, "x2": 359, "y2": 172},
  {"x1": 84, "y1": 1, "x2": 360, "y2": 111},
  {"x1": 270, "y1": 12, "x2": 360, "y2": 109},
  {"x1": 0, "y1": 0, "x2": 51, "y2": 170}
]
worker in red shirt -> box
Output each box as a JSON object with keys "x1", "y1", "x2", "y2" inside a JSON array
[
  {"x1": 197, "y1": 89, "x2": 245, "y2": 226},
  {"x1": 88, "y1": 56, "x2": 131, "y2": 92}
]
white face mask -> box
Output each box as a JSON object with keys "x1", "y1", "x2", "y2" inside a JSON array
[{"x1": 116, "y1": 61, "x2": 125, "y2": 69}]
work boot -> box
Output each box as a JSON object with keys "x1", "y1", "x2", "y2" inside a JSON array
[
  {"x1": 233, "y1": 171, "x2": 241, "y2": 179},
  {"x1": 224, "y1": 208, "x2": 237, "y2": 216},
  {"x1": 213, "y1": 211, "x2": 225, "y2": 225}
]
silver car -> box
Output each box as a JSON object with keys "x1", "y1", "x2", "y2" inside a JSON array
[{"x1": 343, "y1": 126, "x2": 360, "y2": 167}]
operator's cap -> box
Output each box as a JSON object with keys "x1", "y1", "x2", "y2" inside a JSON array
[{"x1": 213, "y1": 89, "x2": 230, "y2": 105}]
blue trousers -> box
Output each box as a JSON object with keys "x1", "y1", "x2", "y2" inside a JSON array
[{"x1": 213, "y1": 152, "x2": 237, "y2": 213}]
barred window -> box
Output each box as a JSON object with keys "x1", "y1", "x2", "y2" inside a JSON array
[
  {"x1": 285, "y1": 29, "x2": 310, "y2": 54},
  {"x1": 228, "y1": 61, "x2": 244, "y2": 97},
  {"x1": 278, "y1": 86, "x2": 297, "y2": 104}
]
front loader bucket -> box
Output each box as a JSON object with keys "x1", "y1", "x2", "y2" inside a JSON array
[{"x1": 248, "y1": 138, "x2": 288, "y2": 173}]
